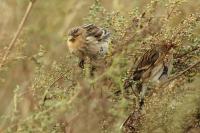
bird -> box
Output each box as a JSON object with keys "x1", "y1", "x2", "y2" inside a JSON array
[
  {"x1": 67, "y1": 24, "x2": 111, "y2": 76},
  {"x1": 124, "y1": 42, "x2": 174, "y2": 108}
]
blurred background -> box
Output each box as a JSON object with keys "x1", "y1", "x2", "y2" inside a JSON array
[
  {"x1": 0, "y1": 0, "x2": 157, "y2": 118},
  {"x1": 0, "y1": 0, "x2": 200, "y2": 132}
]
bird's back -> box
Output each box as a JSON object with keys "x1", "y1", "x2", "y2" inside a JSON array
[
  {"x1": 83, "y1": 24, "x2": 110, "y2": 42},
  {"x1": 82, "y1": 24, "x2": 111, "y2": 57}
]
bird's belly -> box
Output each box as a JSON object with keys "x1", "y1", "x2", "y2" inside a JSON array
[{"x1": 150, "y1": 64, "x2": 164, "y2": 82}]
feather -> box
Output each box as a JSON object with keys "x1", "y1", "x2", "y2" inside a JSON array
[
  {"x1": 133, "y1": 48, "x2": 160, "y2": 80},
  {"x1": 83, "y1": 24, "x2": 110, "y2": 42}
]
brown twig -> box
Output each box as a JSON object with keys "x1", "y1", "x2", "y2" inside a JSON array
[
  {"x1": 42, "y1": 70, "x2": 76, "y2": 105},
  {"x1": 42, "y1": 73, "x2": 65, "y2": 105},
  {"x1": 159, "y1": 59, "x2": 200, "y2": 87},
  {"x1": 0, "y1": 0, "x2": 36, "y2": 69},
  {"x1": 175, "y1": 46, "x2": 200, "y2": 59},
  {"x1": 167, "y1": 1, "x2": 178, "y2": 19}
]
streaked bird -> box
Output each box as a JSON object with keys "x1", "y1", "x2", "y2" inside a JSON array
[
  {"x1": 67, "y1": 24, "x2": 110, "y2": 76},
  {"x1": 124, "y1": 42, "x2": 174, "y2": 108}
]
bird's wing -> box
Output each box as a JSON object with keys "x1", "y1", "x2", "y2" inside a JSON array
[
  {"x1": 82, "y1": 24, "x2": 110, "y2": 42},
  {"x1": 132, "y1": 48, "x2": 160, "y2": 80},
  {"x1": 124, "y1": 48, "x2": 160, "y2": 89}
]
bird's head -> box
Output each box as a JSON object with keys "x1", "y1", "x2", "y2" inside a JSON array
[
  {"x1": 159, "y1": 40, "x2": 176, "y2": 52},
  {"x1": 67, "y1": 27, "x2": 83, "y2": 42}
]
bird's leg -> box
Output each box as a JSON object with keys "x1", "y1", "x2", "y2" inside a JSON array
[
  {"x1": 90, "y1": 65, "x2": 96, "y2": 77},
  {"x1": 78, "y1": 59, "x2": 85, "y2": 69},
  {"x1": 131, "y1": 86, "x2": 139, "y2": 98},
  {"x1": 139, "y1": 85, "x2": 147, "y2": 109},
  {"x1": 89, "y1": 56, "x2": 98, "y2": 77},
  {"x1": 139, "y1": 98, "x2": 144, "y2": 109}
]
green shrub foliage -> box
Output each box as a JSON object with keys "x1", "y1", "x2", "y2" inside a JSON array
[{"x1": 0, "y1": 0, "x2": 200, "y2": 132}]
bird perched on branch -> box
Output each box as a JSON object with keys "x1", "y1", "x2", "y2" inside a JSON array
[
  {"x1": 124, "y1": 42, "x2": 174, "y2": 108},
  {"x1": 67, "y1": 24, "x2": 111, "y2": 76}
]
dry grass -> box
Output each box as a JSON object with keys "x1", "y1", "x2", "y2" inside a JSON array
[{"x1": 0, "y1": 0, "x2": 200, "y2": 132}]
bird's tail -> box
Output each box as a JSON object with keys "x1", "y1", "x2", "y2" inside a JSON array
[{"x1": 101, "y1": 29, "x2": 111, "y2": 42}]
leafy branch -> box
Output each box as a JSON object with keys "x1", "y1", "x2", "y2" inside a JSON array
[{"x1": 0, "y1": 0, "x2": 36, "y2": 69}]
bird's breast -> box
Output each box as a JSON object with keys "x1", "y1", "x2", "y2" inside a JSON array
[{"x1": 67, "y1": 38, "x2": 84, "y2": 53}]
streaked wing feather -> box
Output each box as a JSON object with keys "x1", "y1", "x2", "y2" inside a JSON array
[
  {"x1": 137, "y1": 49, "x2": 159, "y2": 71},
  {"x1": 82, "y1": 24, "x2": 110, "y2": 41},
  {"x1": 132, "y1": 48, "x2": 159, "y2": 80}
]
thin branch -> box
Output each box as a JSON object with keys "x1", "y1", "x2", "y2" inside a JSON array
[
  {"x1": 167, "y1": 1, "x2": 178, "y2": 19},
  {"x1": 175, "y1": 46, "x2": 200, "y2": 59},
  {"x1": 159, "y1": 59, "x2": 200, "y2": 87},
  {"x1": 0, "y1": 0, "x2": 36, "y2": 69},
  {"x1": 42, "y1": 70, "x2": 75, "y2": 105},
  {"x1": 42, "y1": 73, "x2": 65, "y2": 105}
]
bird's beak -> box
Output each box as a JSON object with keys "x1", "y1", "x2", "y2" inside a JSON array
[{"x1": 68, "y1": 36, "x2": 75, "y2": 42}]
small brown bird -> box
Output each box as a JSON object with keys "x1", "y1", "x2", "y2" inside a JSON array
[
  {"x1": 67, "y1": 24, "x2": 110, "y2": 75},
  {"x1": 124, "y1": 42, "x2": 174, "y2": 108}
]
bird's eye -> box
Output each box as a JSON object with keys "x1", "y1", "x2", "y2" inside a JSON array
[
  {"x1": 71, "y1": 38, "x2": 75, "y2": 42},
  {"x1": 68, "y1": 35, "x2": 76, "y2": 42},
  {"x1": 69, "y1": 38, "x2": 75, "y2": 42}
]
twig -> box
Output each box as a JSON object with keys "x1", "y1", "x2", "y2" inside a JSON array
[
  {"x1": 175, "y1": 46, "x2": 200, "y2": 59},
  {"x1": 159, "y1": 59, "x2": 200, "y2": 87},
  {"x1": 42, "y1": 70, "x2": 75, "y2": 105},
  {"x1": 42, "y1": 73, "x2": 65, "y2": 105},
  {"x1": 167, "y1": 1, "x2": 178, "y2": 19},
  {"x1": 0, "y1": 0, "x2": 36, "y2": 69}
]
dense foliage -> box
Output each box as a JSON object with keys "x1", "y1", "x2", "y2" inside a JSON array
[{"x1": 0, "y1": 0, "x2": 200, "y2": 132}]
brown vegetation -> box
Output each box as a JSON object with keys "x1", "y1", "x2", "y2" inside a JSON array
[{"x1": 0, "y1": 0, "x2": 200, "y2": 132}]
